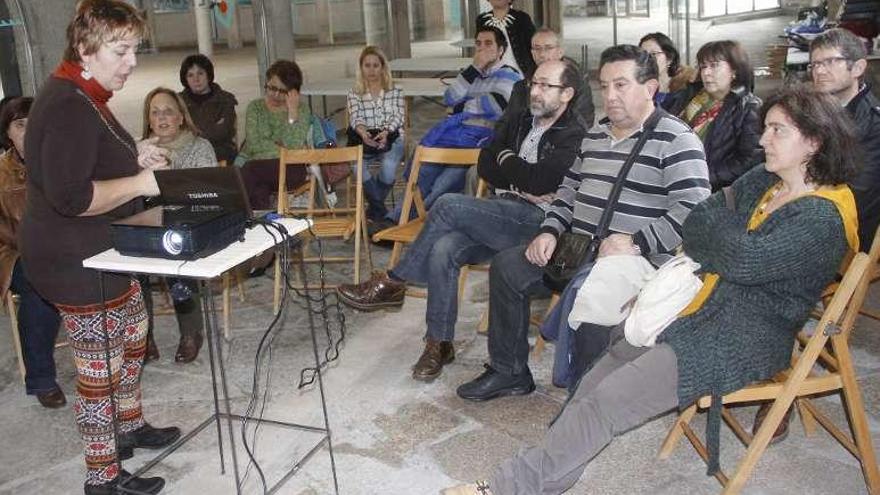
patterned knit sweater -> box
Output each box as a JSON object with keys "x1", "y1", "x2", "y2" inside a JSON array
[{"x1": 658, "y1": 166, "x2": 850, "y2": 473}]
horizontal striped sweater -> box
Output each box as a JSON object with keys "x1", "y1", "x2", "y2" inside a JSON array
[
  {"x1": 540, "y1": 108, "x2": 711, "y2": 266},
  {"x1": 443, "y1": 63, "x2": 521, "y2": 128}
]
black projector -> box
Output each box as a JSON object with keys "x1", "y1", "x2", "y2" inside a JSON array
[{"x1": 110, "y1": 204, "x2": 247, "y2": 260}]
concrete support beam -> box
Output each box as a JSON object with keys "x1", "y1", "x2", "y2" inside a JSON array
[
  {"x1": 251, "y1": 0, "x2": 296, "y2": 89},
  {"x1": 194, "y1": 0, "x2": 214, "y2": 57},
  {"x1": 227, "y1": 0, "x2": 243, "y2": 49}
]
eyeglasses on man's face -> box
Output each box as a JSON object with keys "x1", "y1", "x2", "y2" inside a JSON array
[
  {"x1": 527, "y1": 80, "x2": 566, "y2": 91},
  {"x1": 531, "y1": 44, "x2": 559, "y2": 53},
  {"x1": 807, "y1": 56, "x2": 849, "y2": 72},
  {"x1": 265, "y1": 83, "x2": 289, "y2": 96}
]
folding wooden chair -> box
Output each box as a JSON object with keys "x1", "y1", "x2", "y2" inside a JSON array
[
  {"x1": 657, "y1": 251, "x2": 880, "y2": 494},
  {"x1": 273, "y1": 145, "x2": 371, "y2": 312},
  {"x1": 371, "y1": 146, "x2": 481, "y2": 269}
]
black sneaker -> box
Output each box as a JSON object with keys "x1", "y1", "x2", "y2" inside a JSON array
[
  {"x1": 118, "y1": 423, "x2": 182, "y2": 452},
  {"x1": 83, "y1": 470, "x2": 164, "y2": 495},
  {"x1": 456, "y1": 364, "x2": 535, "y2": 401}
]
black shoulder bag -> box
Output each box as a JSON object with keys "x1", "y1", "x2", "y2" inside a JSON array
[{"x1": 542, "y1": 110, "x2": 662, "y2": 292}]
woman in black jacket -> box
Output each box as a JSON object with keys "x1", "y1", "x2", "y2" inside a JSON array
[
  {"x1": 476, "y1": 0, "x2": 535, "y2": 77},
  {"x1": 665, "y1": 40, "x2": 763, "y2": 191}
]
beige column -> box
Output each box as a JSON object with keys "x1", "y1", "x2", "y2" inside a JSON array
[{"x1": 194, "y1": 0, "x2": 214, "y2": 57}]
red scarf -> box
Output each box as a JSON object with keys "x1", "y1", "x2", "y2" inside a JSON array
[{"x1": 52, "y1": 60, "x2": 114, "y2": 118}]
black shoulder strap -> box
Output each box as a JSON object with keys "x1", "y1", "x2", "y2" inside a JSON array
[{"x1": 593, "y1": 109, "x2": 663, "y2": 241}]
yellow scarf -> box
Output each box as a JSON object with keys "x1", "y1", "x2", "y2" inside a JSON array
[{"x1": 679, "y1": 182, "x2": 859, "y2": 316}]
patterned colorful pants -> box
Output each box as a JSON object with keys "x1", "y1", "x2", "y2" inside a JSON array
[{"x1": 57, "y1": 281, "x2": 148, "y2": 486}]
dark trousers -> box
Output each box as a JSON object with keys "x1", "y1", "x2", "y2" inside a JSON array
[
  {"x1": 241, "y1": 159, "x2": 308, "y2": 210},
  {"x1": 139, "y1": 276, "x2": 204, "y2": 340},
  {"x1": 9, "y1": 259, "x2": 62, "y2": 394},
  {"x1": 487, "y1": 245, "x2": 612, "y2": 381}
]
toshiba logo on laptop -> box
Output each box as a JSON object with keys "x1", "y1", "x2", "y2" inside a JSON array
[{"x1": 187, "y1": 192, "x2": 219, "y2": 199}]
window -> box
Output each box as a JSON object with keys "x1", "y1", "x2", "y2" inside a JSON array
[{"x1": 152, "y1": 0, "x2": 189, "y2": 13}]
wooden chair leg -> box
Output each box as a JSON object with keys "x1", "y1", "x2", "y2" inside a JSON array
[
  {"x1": 388, "y1": 241, "x2": 403, "y2": 269},
  {"x1": 234, "y1": 269, "x2": 247, "y2": 302},
  {"x1": 659, "y1": 404, "x2": 698, "y2": 459},
  {"x1": 477, "y1": 306, "x2": 489, "y2": 334},
  {"x1": 458, "y1": 266, "x2": 469, "y2": 304},
  {"x1": 831, "y1": 336, "x2": 880, "y2": 493},
  {"x1": 7, "y1": 294, "x2": 25, "y2": 385},
  {"x1": 273, "y1": 256, "x2": 282, "y2": 315},
  {"x1": 795, "y1": 397, "x2": 818, "y2": 437},
  {"x1": 361, "y1": 208, "x2": 374, "y2": 275}
]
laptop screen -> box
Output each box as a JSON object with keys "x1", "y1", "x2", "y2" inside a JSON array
[{"x1": 152, "y1": 166, "x2": 253, "y2": 219}]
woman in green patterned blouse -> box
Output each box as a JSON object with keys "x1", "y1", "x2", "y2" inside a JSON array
[{"x1": 236, "y1": 59, "x2": 312, "y2": 209}]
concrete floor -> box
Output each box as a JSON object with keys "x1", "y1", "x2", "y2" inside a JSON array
[{"x1": 4, "y1": 14, "x2": 880, "y2": 494}]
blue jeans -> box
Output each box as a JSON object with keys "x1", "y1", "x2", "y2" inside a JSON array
[
  {"x1": 387, "y1": 162, "x2": 470, "y2": 222},
  {"x1": 9, "y1": 259, "x2": 62, "y2": 394},
  {"x1": 361, "y1": 138, "x2": 404, "y2": 185},
  {"x1": 391, "y1": 194, "x2": 545, "y2": 341}
]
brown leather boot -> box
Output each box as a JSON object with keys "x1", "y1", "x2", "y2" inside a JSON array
[
  {"x1": 174, "y1": 333, "x2": 203, "y2": 363},
  {"x1": 336, "y1": 271, "x2": 405, "y2": 311},
  {"x1": 36, "y1": 388, "x2": 67, "y2": 409},
  {"x1": 752, "y1": 402, "x2": 793, "y2": 444},
  {"x1": 412, "y1": 339, "x2": 455, "y2": 382}
]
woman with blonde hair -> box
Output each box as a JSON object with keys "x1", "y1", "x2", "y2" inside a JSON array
[
  {"x1": 139, "y1": 87, "x2": 216, "y2": 364},
  {"x1": 347, "y1": 45, "x2": 405, "y2": 220}
]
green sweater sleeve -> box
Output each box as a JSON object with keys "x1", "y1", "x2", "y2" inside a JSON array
[{"x1": 239, "y1": 99, "x2": 311, "y2": 163}]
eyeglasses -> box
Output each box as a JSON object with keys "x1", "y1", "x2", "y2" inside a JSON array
[
  {"x1": 530, "y1": 44, "x2": 559, "y2": 53},
  {"x1": 527, "y1": 80, "x2": 567, "y2": 91},
  {"x1": 807, "y1": 56, "x2": 849, "y2": 71},
  {"x1": 264, "y1": 84, "x2": 289, "y2": 96},
  {"x1": 698, "y1": 60, "x2": 727, "y2": 71},
  {"x1": 647, "y1": 51, "x2": 665, "y2": 58}
]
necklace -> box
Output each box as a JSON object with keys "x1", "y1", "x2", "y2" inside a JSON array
[{"x1": 75, "y1": 89, "x2": 138, "y2": 159}]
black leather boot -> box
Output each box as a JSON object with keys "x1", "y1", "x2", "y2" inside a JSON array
[
  {"x1": 118, "y1": 423, "x2": 182, "y2": 452},
  {"x1": 83, "y1": 470, "x2": 164, "y2": 495}
]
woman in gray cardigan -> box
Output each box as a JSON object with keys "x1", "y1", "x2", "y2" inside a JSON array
[{"x1": 443, "y1": 88, "x2": 861, "y2": 494}]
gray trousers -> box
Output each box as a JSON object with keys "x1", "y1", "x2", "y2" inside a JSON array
[{"x1": 489, "y1": 337, "x2": 680, "y2": 494}]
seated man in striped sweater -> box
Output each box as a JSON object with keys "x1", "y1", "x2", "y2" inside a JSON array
[{"x1": 457, "y1": 44, "x2": 711, "y2": 401}]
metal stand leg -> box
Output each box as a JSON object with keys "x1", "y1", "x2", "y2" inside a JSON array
[
  {"x1": 201, "y1": 280, "x2": 227, "y2": 475},
  {"x1": 295, "y1": 245, "x2": 339, "y2": 494},
  {"x1": 204, "y1": 281, "x2": 243, "y2": 493}
]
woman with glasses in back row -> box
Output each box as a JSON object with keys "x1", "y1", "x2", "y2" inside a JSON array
[
  {"x1": 664, "y1": 40, "x2": 764, "y2": 191},
  {"x1": 235, "y1": 59, "x2": 312, "y2": 210}
]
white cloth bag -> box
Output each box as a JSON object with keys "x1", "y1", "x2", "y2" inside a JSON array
[
  {"x1": 567, "y1": 254, "x2": 656, "y2": 328},
  {"x1": 624, "y1": 254, "x2": 703, "y2": 347}
]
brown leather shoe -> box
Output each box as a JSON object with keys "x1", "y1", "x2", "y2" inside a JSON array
[
  {"x1": 174, "y1": 333, "x2": 203, "y2": 363},
  {"x1": 336, "y1": 271, "x2": 405, "y2": 311},
  {"x1": 36, "y1": 388, "x2": 67, "y2": 409},
  {"x1": 752, "y1": 402, "x2": 793, "y2": 444},
  {"x1": 412, "y1": 339, "x2": 455, "y2": 382}
]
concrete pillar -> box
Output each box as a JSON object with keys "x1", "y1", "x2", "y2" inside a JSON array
[
  {"x1": 194, "y1": 0, "x2": 214, "y2": 57},
  {"x1": 14, "y1": 0, "x2": 71, "y2": 94},
  {"x1": 388, "y1": 0, "x2": 411, "y2": 59},
  {"x1": 227, "y1": 0, "x2": 243, "y2": 50},
  {"x1": 316, "y1": 0, "x2": 334, "y2": 45},
  {"x1": 0, "y1": 0, "x2": 23, "y2": 97},
  {"x1": 251, "y1": 0, "x2": 296, "y2": 89},
  {"x1": 364, "y1": 0, "x2": 392, "y2": 57}
]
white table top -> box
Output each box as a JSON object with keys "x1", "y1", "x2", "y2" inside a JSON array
[
  {"x1": 82, "y1": 218, "x2": 310, "y2": 279},
  {"x1": 786, "y1": 47, "x2": 810, "y2": 66},
  {"x1": 390, "y1": 57, "x2": 471, "y2": 73},
  {"x1": 301, "y1": 78, "x2": 448, "y2": 97}
]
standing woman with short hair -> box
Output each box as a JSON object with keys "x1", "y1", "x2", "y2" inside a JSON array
[{"x1": 20, "y1": 1, "x2": 180, "y2": 493}]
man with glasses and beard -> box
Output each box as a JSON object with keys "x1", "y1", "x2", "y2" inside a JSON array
[{"x1": 337, "y1": 59, "x2": 586, "y2": 383}]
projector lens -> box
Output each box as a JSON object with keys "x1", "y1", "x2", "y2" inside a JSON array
[{"x1": 163, "y1": 230, "x2": 184, "y2": 255}]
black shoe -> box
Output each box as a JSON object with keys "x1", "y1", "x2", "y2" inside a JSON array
[
  {"x1": 83, "y1": 470, "x2": 165, "y2": 495},
  {"x1": 118, "y1": 423, "x2": 182, "y2": 452},
  {"x1": 456, "y1": 364, "x2": 535, "y2": 401}
]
